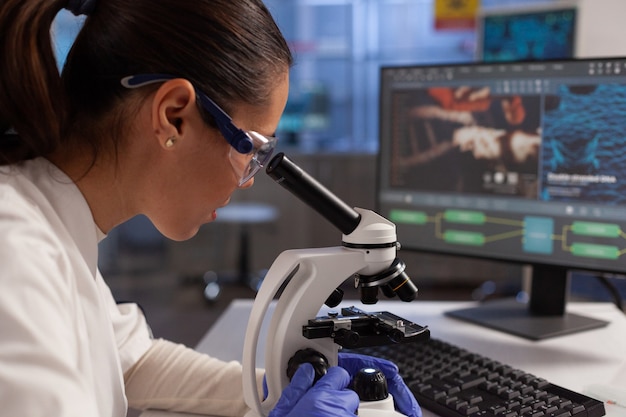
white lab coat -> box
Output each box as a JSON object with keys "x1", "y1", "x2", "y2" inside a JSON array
[
  {"x1": 0, "y1": 158, "x2": 153, "y2": 416},
  {"x1": 0, "y1": 158, "x2": 264, "y2": 417}
]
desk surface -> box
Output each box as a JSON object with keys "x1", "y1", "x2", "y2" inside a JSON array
[{"x1": 142, "y1": 299, "x2": 626, "y2": 417}]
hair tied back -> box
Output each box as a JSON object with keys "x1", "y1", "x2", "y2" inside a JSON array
[{"x1": 65, "y1": 0, "x2": 96, "y2": 16}]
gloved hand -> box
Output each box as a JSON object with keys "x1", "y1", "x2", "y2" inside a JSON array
[
  {"x1": 338, "y1": 352, "x2": 421, "y2": 417},
  {"x1": 269, "y1": 362, "x2": 359, "y2": 417}
]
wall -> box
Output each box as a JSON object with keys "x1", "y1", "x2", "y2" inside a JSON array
[{"x1": 576, "y1": 0, "x2": 626, "y2": 58}]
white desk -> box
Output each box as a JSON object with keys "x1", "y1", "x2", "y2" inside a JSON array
[{"x1": 142, "y1": 300, "x2": 626, "y2": 417}]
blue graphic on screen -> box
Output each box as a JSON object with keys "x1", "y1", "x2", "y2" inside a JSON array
[
  {"x1": 548, "y1": 134, "x2": 599, "y2": 173},
  {"x1": 481, "y1": 8, "x2": 576, "y2": 62},
  {"x1": 541, "y1": 83, "x2": 626, "y2": 205},
  {"x1": 523, "y1": 216, "x2": 554, "y2": 255}
]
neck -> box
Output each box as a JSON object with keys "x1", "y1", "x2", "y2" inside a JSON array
[{"x1": 47, "y1": 149, "x2": 136, "y2": 234}]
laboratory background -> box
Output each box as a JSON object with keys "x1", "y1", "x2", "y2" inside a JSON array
[{"x1": 51, "y1": 0, "x2": 626, "y2": 348}]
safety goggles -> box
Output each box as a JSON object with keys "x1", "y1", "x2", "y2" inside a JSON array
[{"x1": 121, "y1": 74, "x2": 277, "y2": 186}]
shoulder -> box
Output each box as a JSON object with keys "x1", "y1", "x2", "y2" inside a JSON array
[
  {"x1": 0, "y1": 160, "x2": 71, "y2": 272},
  {"x1": 0, "y1": 160, "x2": 58, "y2": 237}
]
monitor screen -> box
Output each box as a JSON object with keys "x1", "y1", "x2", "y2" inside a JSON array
[
  {"x1": 477, "y1": 6, "x2": 577, "y2": 62},
  {"x1": 377, "y1": 58, "x2": 625, "y2": 339}
]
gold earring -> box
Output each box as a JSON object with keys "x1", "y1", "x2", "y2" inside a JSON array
[{"x1": 165, "y1": 136, "x2": 177, "y2": 148}]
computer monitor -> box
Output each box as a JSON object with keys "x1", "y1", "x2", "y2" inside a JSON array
[
  {"x1": 476, "y1": 4, "x2": 577, "y2": 63},
  {"x1": 376, "y1": 57, "x2": 626, "y2": 340}
]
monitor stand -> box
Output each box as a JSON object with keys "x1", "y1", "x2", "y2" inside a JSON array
[{"x1": 445, "y1": 264, "x2": 609, "y2": 340}]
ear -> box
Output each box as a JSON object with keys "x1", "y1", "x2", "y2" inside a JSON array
[{"x1": 151, "y1": 79, "x2": 198, "y2": 150}]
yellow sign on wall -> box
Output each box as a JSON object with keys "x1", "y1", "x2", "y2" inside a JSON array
[{"x1": 434, "y1": 0, "x2": 480, "y2": 30}]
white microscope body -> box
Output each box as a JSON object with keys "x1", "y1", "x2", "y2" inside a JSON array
[{"x1": 242, "y1": 153, "x2": 420, "y2": 417}]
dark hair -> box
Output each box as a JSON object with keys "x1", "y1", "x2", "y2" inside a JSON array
[{"x1": 0, "y1": 0, "x2": 293, "y2": 164}]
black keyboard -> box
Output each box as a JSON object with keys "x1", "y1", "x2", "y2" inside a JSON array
[{"x1": 348, "y1": 338, "x2": 605, "y2": 417}]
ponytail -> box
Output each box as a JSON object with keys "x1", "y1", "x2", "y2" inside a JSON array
[
  {"x1": 1, "y1": 0, "x2": 292, "y2": 166},
  {"x1": 0, "y1": 0, "x2": 67, "y2": 164}
]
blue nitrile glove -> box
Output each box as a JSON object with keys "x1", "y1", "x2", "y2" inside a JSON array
[
  {"x1": 268, "y1": 362, "x2": 360, "y2": 417},
  {"x1": 338, "y1": 352, "x2": 422, "y2": 417}
]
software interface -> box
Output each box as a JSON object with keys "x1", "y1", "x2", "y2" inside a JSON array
[{"x1": 378, "y1": 58, "x2": 626, "y2": 274}]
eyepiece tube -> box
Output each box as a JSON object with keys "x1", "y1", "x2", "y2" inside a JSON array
[{"x1": 266, "y1": 153, "x2": 361, "y2": 235}]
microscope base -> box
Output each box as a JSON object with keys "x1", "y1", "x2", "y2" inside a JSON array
[
  {"x1": 359, "y1": 394, "x2": 407, "y2": 417},
  {"x1": 243, "y1": 395, "x2": 407, "y2": 417}
]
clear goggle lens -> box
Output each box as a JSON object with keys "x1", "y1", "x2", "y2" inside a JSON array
[{"x1": 229, "y1": 131, "x2": 277, "y2": 186}]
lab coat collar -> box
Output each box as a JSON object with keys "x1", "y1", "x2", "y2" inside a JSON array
[{"x1": 30, "y1": 158, "x2": 101, "y2": 278}]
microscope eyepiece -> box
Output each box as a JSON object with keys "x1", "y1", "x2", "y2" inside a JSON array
[{"x1": 266, "y1": 153, "x2": 361, "y2": 235}]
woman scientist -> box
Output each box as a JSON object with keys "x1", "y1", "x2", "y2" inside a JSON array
[{"x1": 0, "y1": 0, "x2": 420, "y2": 416}]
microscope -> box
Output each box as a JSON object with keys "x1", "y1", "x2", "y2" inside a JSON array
[{"x1": 242, "y1": 153, "x2": 429, "y2": 417}]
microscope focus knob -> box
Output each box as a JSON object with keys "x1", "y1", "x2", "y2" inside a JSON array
[
  {"x1": 286, "y1": 348, "x2": 329, "y2": 384},
  {"x1": 325, "y1": 287, "x2": 344, "y2": 308},
  {"x1": 352, "y1": 367, "x2": 389, "y2": 401}
]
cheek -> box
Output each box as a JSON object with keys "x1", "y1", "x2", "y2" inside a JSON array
[
  {"x1": 154, "y1": 148, "x2": 239, "y2": 240},
  {"x1": 156, "y1": 180, "x2": 235, "y2": 241},
  {"x1": 189, "y1": 146, "x2": 242, "y2": 209}
]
